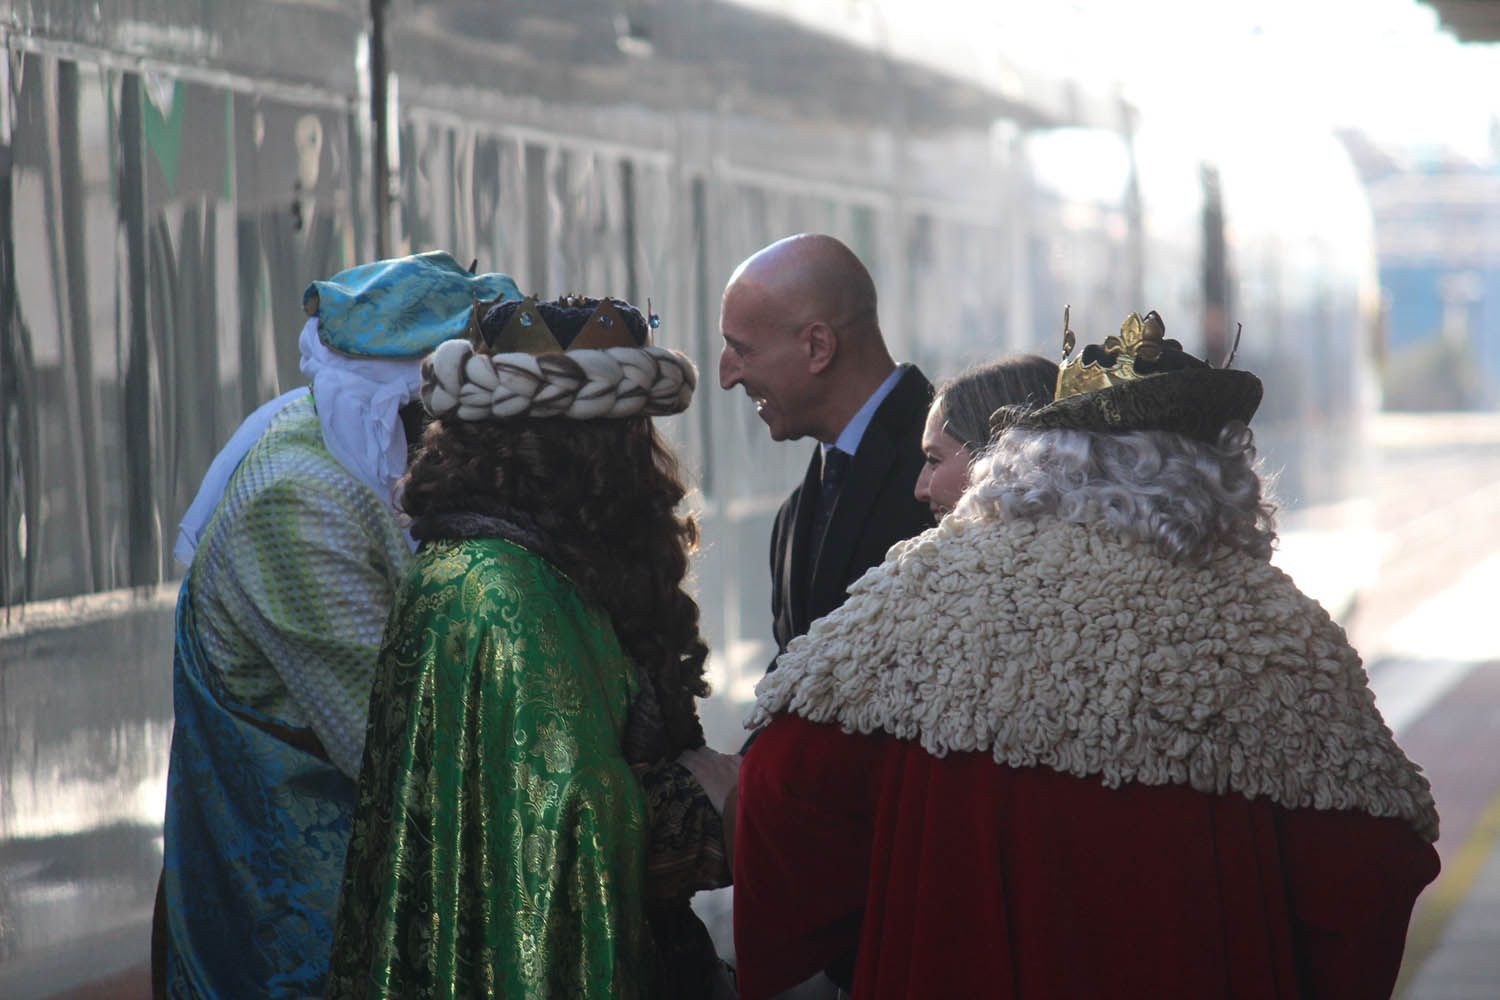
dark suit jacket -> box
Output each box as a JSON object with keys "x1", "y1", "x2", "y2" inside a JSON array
[
  {"x1": 768, "y1": 364, "x2": 935, "y2": 662},
  {"x1": 754, "y1": 365, "x2": 935, "y2": 989}
]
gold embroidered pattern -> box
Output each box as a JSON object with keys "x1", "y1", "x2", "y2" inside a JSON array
[{"x1": 327, "y1": 538, "x2": 652, "y2": 998}]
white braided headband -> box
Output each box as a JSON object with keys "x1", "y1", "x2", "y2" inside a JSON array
[{"x1": 420, "y1": 338, "x2": 697, "y2": 421}]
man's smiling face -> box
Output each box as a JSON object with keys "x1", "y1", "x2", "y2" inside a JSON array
[{"x1": 718, "y1": 284, "x2": 818, "y2": 443}]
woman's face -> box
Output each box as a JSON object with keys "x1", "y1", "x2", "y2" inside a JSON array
[{"x1": 914, "y1": 401, "x2": 972, "y2": 518}]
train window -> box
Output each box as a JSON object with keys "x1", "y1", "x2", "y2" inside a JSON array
[
  {"x1": 556, "y1": 147, "x2": 630, "y2": 296},
  {"x1": 145, "y1": 78, "x2": 243, "y2": 568},
  {"x1": 2, "y1": 53, "x2": 359, "y2": 610},
  {"x1": 469, "y1": 133, "x2": 503, "y2": 276},
  {"x1": 448, "y1": 127, "x2": 477, "y2": 264},
  {"x1": 901, "y1": 213, "x2": 1015, "y2": 379},
  {"x1": 619, "y1": 159, "x2": 640, "y2": 304},
  {"x1": 5, "y1": 55, "x2": 136, "y2": 602},
  {"x1": 232, "y1": 95, "x2": 353, "y2": 391},
  {"x1": 690, "y1": 175, "x2": 715, "y2": 499},
  {"x1": 401, "y1": 121, "x2": 542, "y2": 286},
  {"x1": 1025, "y1": 127, "x2": 1134, "y2": 209},
  {"x1": 1134, "y1": 127, "x2": 1211, "y2": 349},
  {"x1": 7, "y1": 53, "x2": 81, "y2": 603},
  {"x1": 400, "y1": 117, "x2": 453, "y2": 257},
  {"x1": 847, "y1": 204, "x2": 880, "y2": 279},
  {"x1": 524, "y1": 141, "x2": 551, "y2": 294},
  {"x1": 903, "y1": 213, "x2": 939, "y2": 373},
  {"x1": 1024, "y1": 127, "x2": 1138, "y2": 343},
  {"x1": 628, "y1": 159, "x2": 674, "y2": 306},
  {"x1": 489, "y1": 135, "x2": 528, "y2": 285},
  {"x1": 731, "y1": 184, "x2": 771, "y2": 250},
  {"x1": 620, "y1": 157, "x2": 704, "y2": 479}
]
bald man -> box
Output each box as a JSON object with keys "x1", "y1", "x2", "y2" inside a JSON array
[{"x1": 720, "y1": 233, "x2": 934, "y2": 684}]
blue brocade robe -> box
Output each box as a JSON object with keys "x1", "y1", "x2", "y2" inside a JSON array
[{"x1": 161, "y1": 396, "x2": 409, "y2": 998}]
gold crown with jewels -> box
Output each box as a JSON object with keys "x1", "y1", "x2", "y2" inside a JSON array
[
  {"x1": 1054, "y1": 308, "x2": 1194, "y2": 400},
  {"x1": 995, "y1": 307, "x2": 1263, "y2": 445}
]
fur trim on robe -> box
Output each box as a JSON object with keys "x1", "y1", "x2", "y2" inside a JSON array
[{"x1": 749, "y1": 514, "x2": 1439, "y2": 843}]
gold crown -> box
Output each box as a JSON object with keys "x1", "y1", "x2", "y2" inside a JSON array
[
  {"x1": 1054, "y1": 307, "x2": 1173, "y2": 401},
  {"x1": 468, "y1": 294, "x2": 642, "y2": 355}
]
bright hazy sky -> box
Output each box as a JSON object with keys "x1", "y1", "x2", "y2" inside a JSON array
[{"x1": 727, "y1": 0, "x2": 1500, "y2": 162}]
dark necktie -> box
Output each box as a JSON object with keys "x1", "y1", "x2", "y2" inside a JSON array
[{"x1": 810, "y1": 446, "x2": 851, "y2": 556}]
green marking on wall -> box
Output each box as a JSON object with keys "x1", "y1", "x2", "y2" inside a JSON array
[{"x1": 142, "y1": 78, "x2": 183, "y2": 194}]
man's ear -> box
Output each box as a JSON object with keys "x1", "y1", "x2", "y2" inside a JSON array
[{"x1": 805, "y1": 321, "x2": 837, "y2": 374}]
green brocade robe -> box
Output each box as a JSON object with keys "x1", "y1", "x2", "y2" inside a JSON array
[{"x1": 327, "y1": 538, "x2": 654, "y2": 998}]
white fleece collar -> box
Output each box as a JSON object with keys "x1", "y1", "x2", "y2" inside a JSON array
[{"x1": 751, "y1": 515, "x2": 1439, "y2": 843}]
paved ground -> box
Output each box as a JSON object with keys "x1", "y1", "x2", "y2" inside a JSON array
[{"x1": 1350, "y1": 413, "x2": 1500, "y2": 998}]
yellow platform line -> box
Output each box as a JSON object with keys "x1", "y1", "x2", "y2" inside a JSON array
[{"x1": 1395, "y1": 784, "x2": 1500, "y2": 997}]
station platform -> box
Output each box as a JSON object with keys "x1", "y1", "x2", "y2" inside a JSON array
[{"x1": 1340, "y1": 413, "x2": 1500, "y2": 998}]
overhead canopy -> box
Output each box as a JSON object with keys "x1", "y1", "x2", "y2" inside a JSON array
[
  {"x1": 385, "y1": 0, "x2": 1128, "y2": 135},
  {"x1": 1420, "y1": 0, "x2": 1500, "y2": 42}
]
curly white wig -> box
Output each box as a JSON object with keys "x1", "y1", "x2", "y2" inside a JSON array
[{"x1": 956, "y1": 422, "x2": 1278, "y2": 564}]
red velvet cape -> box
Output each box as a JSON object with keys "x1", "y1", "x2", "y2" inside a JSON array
[{"x1": 734, "y1": 714, "x2": 1439, "y2": 1000}]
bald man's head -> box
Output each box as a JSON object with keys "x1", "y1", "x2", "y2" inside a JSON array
[
  {"x1": 719, "y1": 233, "x2": 896, "y2": 443},
  {"x1": 726, "y1": 233, "x2": 879, "y2": 338}
]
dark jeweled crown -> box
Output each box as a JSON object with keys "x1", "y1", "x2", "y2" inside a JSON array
[
  {"x1": 421, "y1": 293, "x2": 695, "y2": 422},
  {"x1": 470, "y1": 294, "x2": 650, "y2": 355}
]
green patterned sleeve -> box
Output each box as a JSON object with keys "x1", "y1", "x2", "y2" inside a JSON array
[
  {"x1": 468, "y1": 558, "x2": 654, "y2": 998},
  {"x1": 547, "y1": 755, "x2": 655, "y2": 997},
  {"x1": 218, "y1": 476, "x2": 404, "y2": 777},
  {"x1": 328, "y1": 541, "x2": 654, "y2": 999}
]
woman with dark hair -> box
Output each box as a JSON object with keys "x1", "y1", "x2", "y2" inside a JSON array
[
  {"x1": 914, "y1": 354, "x2": 1058, "y2": 518},
  {"x1": 327, "y1": 295, "x2": 734, "y2": 999}
]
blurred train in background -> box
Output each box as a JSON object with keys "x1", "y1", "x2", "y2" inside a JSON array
[{"x1": 0, "y1": 1, "x2": 1379, "y2": 993}]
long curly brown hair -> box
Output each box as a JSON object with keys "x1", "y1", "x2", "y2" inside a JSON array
[{"x1": 399, "y1": 413, "x2": 709, "y2": 754}]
